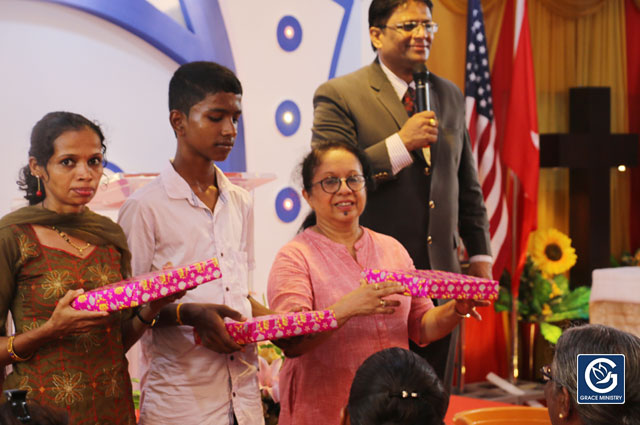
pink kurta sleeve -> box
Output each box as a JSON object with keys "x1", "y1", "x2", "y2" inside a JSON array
[
  {"x1": 408, "y1": 297, "x2": 433, "y2": 346},
  {"x1": 267, "y1": 242, "x2": 314, "y2": 313}
]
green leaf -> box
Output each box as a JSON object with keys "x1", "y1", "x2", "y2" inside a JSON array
[
  {"x1": 540, "y1": 322, "x2": 563, "y2": 344},
  {"x1": 517, "y1": 300, "x2": 531, "y2": 319},
  {"x1": 546, "y1": 287, "x2": 590, "y2": 320},
  {"x1": 529, "y1": 277, "x2": 552, "y2": 315},
  {"x1": 553, "y1": 275, "x2": 569, "y2": 293},
  {"x1": 610, "y1": 254, "x2": 620, "y2": 267},
  {"x1": 546, "y1": 307, "x2": 588, "y2": 322},
  {"x1": 131, "y1": 378, "x2": 141, "y2": 410},
  {"x1": 494, "y1": 286, "x2": 512, "y2": 312},
  {"x1": 562, "y1": 287, "x2": 591, "y2": 311}
]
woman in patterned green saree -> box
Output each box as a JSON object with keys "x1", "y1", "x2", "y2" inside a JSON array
[{"x1": 0, "y1": 112, "x2": 166, "y2": 424}]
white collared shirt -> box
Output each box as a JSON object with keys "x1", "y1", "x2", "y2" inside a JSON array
[
  {"x1": 379, "y1": 59, "x2": 416, "y2": 175},
  {"x1": 118, "y1": 162, "x2": 263, "y2": 425}
]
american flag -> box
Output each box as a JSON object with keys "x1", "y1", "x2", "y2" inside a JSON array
[{"x1": 464, "y1": 0, "x2": 509, "y2": 279}]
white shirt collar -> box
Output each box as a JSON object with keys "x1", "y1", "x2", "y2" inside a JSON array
[
  {"x1": 160, "y1": 160, "x2": 230, "y2": 206},
  {"x1": 378, "y1": 58, "x2": 415, "y2": 100}
]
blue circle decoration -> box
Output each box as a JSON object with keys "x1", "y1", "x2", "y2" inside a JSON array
[
  {"x1": 275, "y1": 100, "x2": 301, "y2": 136},
  {"x1": 275, "y1": 187, "x2": 301, "y2": 223},
  {"x1": 277, "y1": 16, "x2": 302, "y2": 52}
]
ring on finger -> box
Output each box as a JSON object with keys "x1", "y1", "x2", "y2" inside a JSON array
[
  {"x1": 374, "y1": 283, "x2": 380, "y2": 291},
  {"x1": 379, "y1": 299, "x2": 386, "y2": 307},
  {"x1": 429, "y1": 118, "x2": 436, "y2": 127}
]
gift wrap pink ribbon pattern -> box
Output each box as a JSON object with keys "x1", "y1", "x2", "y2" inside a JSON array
[
  {"x1": 224, "y1": 310, "x2": 339, "y2": 345},
  {"x1": 71, "y1": 258, "x2": 222, "y2": 311},
  {"x1": 363, "y1": 269, "x2": 499, "y2": 300}
]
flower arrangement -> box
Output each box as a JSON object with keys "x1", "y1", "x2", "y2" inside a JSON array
[
  {"x1": 257, "y1": 342, "x2": 283, "y2": 424},
  {"x1": 611, "y1": 248, "x2": 640, "y2": 267},
  {"x1": 495, "y1": 229, "x2": 590, "y2": 344}
]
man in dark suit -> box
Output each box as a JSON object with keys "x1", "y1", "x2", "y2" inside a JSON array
[{"x1": 311, "y1": 0, "x2": 492, "y2": 379}]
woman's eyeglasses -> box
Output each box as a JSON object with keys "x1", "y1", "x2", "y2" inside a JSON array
[
  {"x1": 540, "y1": 364, "x2": 553, "y2": 383},
  {"x1": 312, "y1": 175, "x2": 366, "y2": 194}
]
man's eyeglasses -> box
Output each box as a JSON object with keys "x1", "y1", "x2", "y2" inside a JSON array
[
  {"x1": 381, "y1": 21, "x2": 439, "y2": 35},
  {"x1": 312, "y1": 175, "x2": 366, "y2": 194},
  {"x1": 540, "y1": 364, "x2": 553, "y2": 383}
]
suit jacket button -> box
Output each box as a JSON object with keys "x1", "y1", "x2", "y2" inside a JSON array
[
  {"x1": 429, "y1": 200, "x2": 435, "y2": 209},
  {"x1": 427, "y1": 236, "x2": 433, "y2": 244}
]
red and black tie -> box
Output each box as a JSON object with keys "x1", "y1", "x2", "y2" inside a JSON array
[{"x1": 402, "y1": 86, "x2": 416, "y2": 117}]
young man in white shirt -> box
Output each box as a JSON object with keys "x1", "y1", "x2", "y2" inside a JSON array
[{"x1": 118, "y1": 61, "x2": 269, "y2": 425}]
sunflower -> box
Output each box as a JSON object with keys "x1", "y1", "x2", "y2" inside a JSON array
[{"x1": 531, "y1": 229, "x2": 577, "y2": 276}]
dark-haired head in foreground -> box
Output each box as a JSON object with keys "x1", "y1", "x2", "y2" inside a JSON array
[{"x1": 344, "y1": 347, "x2": 448, "y2": 425}]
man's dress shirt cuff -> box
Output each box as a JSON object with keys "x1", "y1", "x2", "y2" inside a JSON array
[
  {"x1": 386, "y1": 133, "x2": 413, "y2": 175},
  {"x1": 469, "y1": 255, "x2": 493, "y2": 264}
]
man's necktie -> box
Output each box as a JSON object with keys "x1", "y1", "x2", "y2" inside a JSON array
[
  {"x1": 402, "y1": 87, "x2": 431, "y2": 171},
  {"x1": 402, "y1": 87, "x2": 416, "y2": 117}
]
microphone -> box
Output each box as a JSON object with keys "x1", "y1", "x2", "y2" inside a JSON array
[
  {"x1": 412, "y1": 63, "x2": 430, "y2": 112},
  {"x1": 412, "y1": 63, "x2": 433, "y2": 170}
]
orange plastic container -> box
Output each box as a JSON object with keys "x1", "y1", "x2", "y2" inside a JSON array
[{"x1": 452, "y1": 406, "x2": 551, "y2": 425}]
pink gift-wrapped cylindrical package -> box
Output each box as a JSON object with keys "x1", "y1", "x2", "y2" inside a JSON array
[
  {"x1": 363, "y1": 268, "x2": 499, "y2": 300},
  {"x1": 71, "y1": 258, "x2": 222, "y2": 311},
  {"x1": 222, "y1": 310, "x2": 339, "y2": 345}
]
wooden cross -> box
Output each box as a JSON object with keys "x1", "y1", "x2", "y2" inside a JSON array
[{"x1": 540, "y1": 87, "x2": 638, "y2": 286}]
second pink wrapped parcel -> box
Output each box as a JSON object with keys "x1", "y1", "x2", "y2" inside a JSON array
[
  {"x1": 224, "y1": 310, "x2": 339, "y2": 345},
  {"x1": 363, "y1": 268, "x2": 499, "y2": 300},
  {"x1": 72, "y1": 258, "x2": 222, "y2": 312}
]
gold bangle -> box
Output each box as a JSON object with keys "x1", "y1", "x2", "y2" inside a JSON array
[
  {"x1": 7, "y1": 335, "x2": 32, "y2": 362},
  {"x1": 176, "y1": 303, "x2": 184, "y2": 326}
]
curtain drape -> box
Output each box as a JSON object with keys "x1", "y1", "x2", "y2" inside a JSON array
[
  {"x1": 428, "y1": 0, "x2": 630, "y2": 383},
  {"x1": 530, "y1": 0, "x2": 629, "y2": 257},
  {"x1": 430, "y1": 0, "x2": 630, "y2": 258},
  {"x1": 536, "y1": 0, "x2": 605, "y2": 18}
]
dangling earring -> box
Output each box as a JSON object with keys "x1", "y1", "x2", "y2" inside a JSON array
[
  {"x1": 559, "y1": 413, "x2": 564, "y2": 419},
  {"x1": 36, "y1": 175, "x2": 42, "y2": 197}
]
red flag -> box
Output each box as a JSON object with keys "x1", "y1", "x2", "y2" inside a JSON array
[
  {"x1": 501, "y1": 0, "x2": 539, "y2": 296},
  {"x1": 462, "y1": 0, "x2": 509, "y2": 383},
  {"x1": 464, "y1": 0, "x2": 510, "y2": 280}
]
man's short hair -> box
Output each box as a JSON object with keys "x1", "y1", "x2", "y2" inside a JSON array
[
  {"x1": 368, "y1": 0, "x2": 433, "y2": 29},
  {"x1": 168, "y1": 61, "x2": 242, "y2": 115}
]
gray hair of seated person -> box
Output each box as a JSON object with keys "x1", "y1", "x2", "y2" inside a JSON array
[
  {"x1": 551, "y1": 324, "x2": 640, "y2": 425},
  {"x1": 347, "y1": 347, "x2": 448, "y2": 425}
]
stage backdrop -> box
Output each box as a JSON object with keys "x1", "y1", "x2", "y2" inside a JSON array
[{"x1": 0, "y1": 0, "x2": 377, "y2": 298}]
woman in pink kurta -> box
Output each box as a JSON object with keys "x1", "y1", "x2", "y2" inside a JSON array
[{"x1": 267, "y1": 141, "x2": 487, "y2": 425}]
